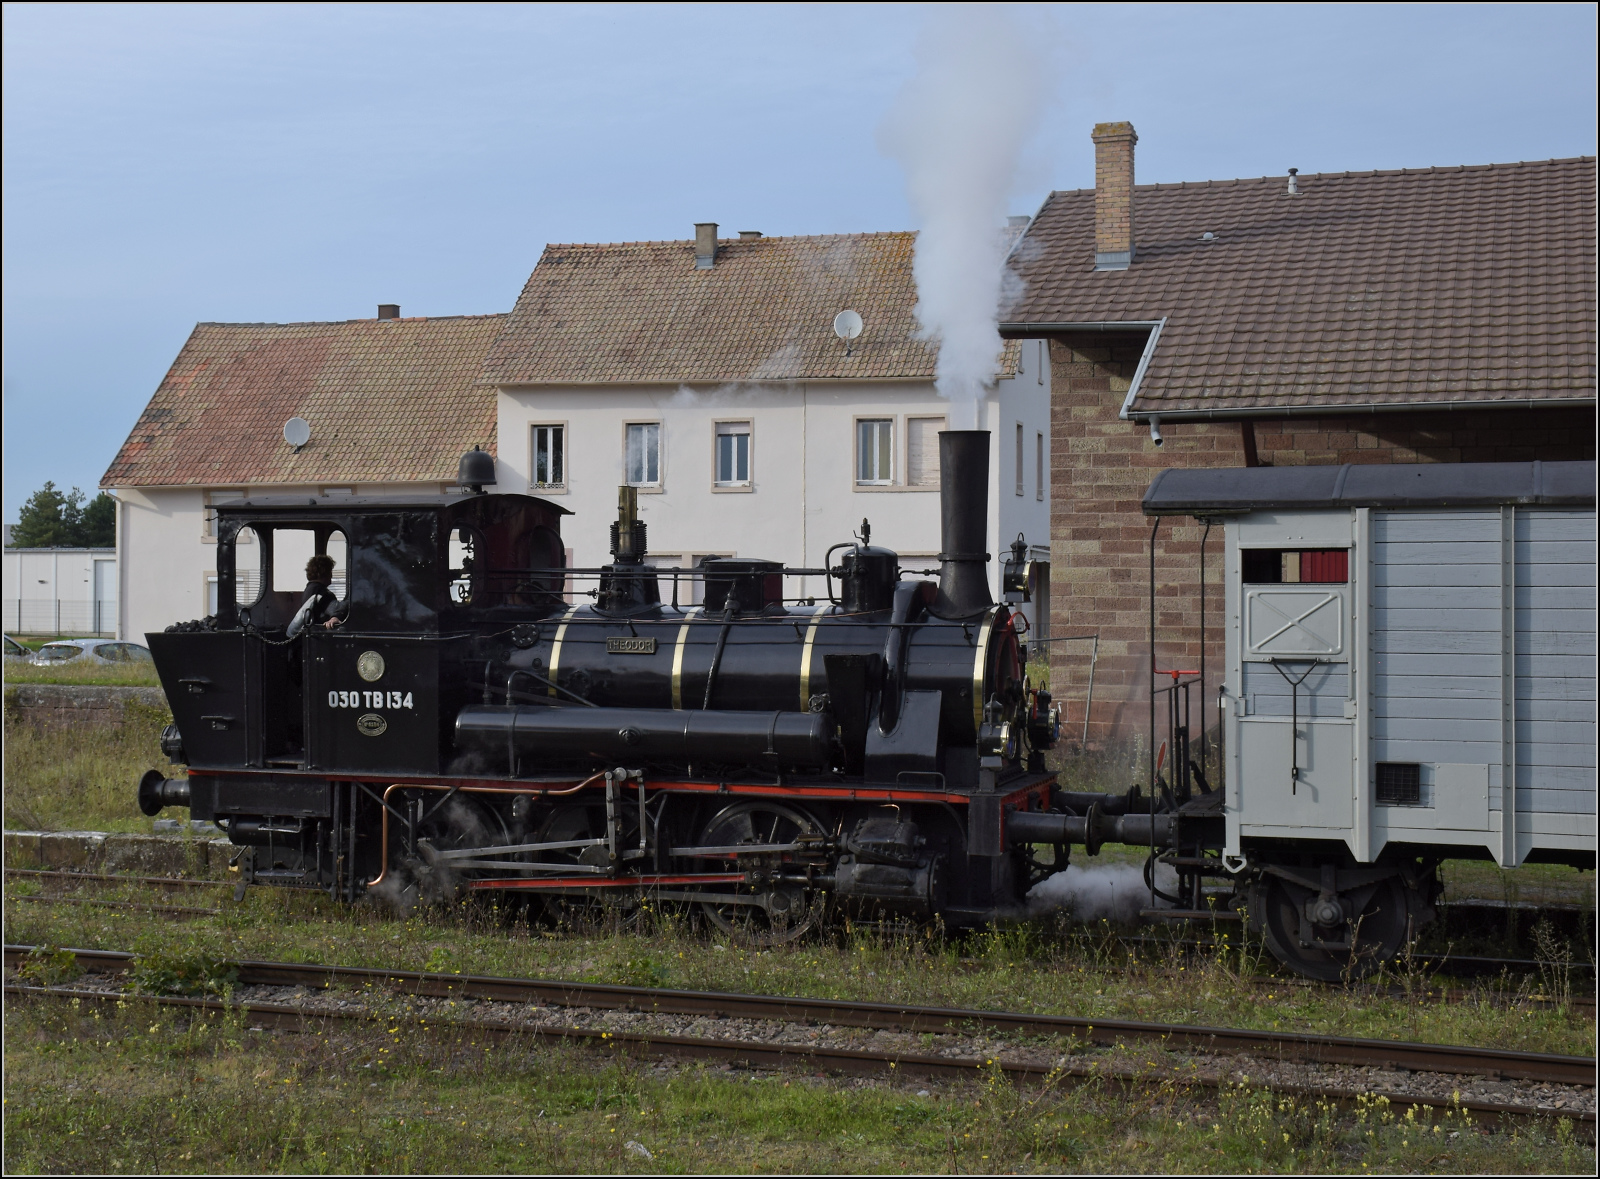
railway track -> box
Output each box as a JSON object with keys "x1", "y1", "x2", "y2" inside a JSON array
[
  {"x1": 6, "y1": 944, "x2": 1595, "y2": 1089},
  {"x1": 4, "y1": 974, "x2": 1590, "y2": 1140},
  {"x1": 6, "y1": 869, "x2": 1594, "y2": 1007}
]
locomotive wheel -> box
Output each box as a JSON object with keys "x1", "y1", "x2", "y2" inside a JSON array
[
  {"x1": 1252, "y1": 873, "x2": 1413, "y2": 982},
  {"x1": 396, "y1": 794, "x2": 509, "y2": 909},
  {"x1": 529, "y1": 802, "x2": 644, "y2": 931},
  {"x1": 692, "y1": 800, "x2": 822, "y2": 946}
]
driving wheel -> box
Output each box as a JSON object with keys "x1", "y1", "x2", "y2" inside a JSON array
[{"x1": 691, "y1": 800, "x2": 823, "y2": 945}]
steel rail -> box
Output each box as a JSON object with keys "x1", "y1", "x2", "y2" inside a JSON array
[
  {"x1": 4, "y1": 868, "x2": 225, "y2": 890},
  {"x1": 5, "y1": 945, "x2": 1592, "y2": 1087},
  {"x1": 4, "y1": 983, "x2": 1590, "y2": 1139},
  {"x1": 6, "y1": 896, "x2": 221, "y2": 918},
  {"x1": 5, "y1": 874, "x2": 1589, "y2": 985}
]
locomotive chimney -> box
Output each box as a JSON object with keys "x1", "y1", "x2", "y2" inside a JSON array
[
  {"x1": 610, "y1": 485, "x2": 647, "y2": 563},
  {"x1": 933, "y1": 430, "x2": 994, "y2": 619}
]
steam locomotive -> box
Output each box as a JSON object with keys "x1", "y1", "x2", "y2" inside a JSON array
[{"x1": 140, "y1": 429, "x2": 1206, "y2": 941}]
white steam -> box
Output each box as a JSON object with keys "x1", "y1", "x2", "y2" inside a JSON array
[
  {"x1": 879, "y1": 4, "x2": 1047, "y2": 429},
  {"x1": 1027, "y1": 860, "x2": 1180, "y2": 925}
]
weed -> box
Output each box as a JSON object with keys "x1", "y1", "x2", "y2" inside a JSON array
[
  {"x1": 16, "y1": 945, "x2": 83, "y2": 987},
  {"x1": 128, "y1": 951, "x2": 239, "y2": 997}
]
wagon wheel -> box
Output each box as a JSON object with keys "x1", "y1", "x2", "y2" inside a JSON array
[
  {"x1": 527, "y1": 801, "x2": 645, "y2": 931},
  {"x1": 1251, "y1": 873, "x2": 1413, "y2": 982},
  {"x1": 691, "y1": 800, "x2": 824, "y2": 946}
]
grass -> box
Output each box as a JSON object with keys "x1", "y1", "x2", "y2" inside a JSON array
[
  {"x1": 4, "y1": 661, "x2": 163, "y2": 687},
  {"x1": 2, "y1": 697, "x2": 173, "y2": 833},
  {"x1": 4, "y1": 996, "x2": 1591, "y2": 1175},
  {"x1": 5, "y1": 883, "x2": 1594, "y2": 1059}
]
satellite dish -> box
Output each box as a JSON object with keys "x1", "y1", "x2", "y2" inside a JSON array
[
  {"x1": 832, "y1": 310, "x2": 863, "y2": 341},
  {"x1": 283, "y1": 417, "x2": 311, "y2": 450}
]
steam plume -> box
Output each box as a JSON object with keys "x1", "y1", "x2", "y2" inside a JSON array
[
  {"x1": 879, "y1": 4, "x2": 1046, "y2": 429},
  {"x1": 1027, "y1": 861, "x2": 1180, "y2": 924}
]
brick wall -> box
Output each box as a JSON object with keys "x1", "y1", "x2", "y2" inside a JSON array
[{"x1": 1045, "y1": 336, "x2": 1597, "y2": 749}]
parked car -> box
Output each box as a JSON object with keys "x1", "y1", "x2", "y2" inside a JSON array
[
  {"x1": 32, "y1": 639, "x2": 154, "y2": 665},
  {"x1": 3, "y1": 634, "x2": 33, "y2": 662}
]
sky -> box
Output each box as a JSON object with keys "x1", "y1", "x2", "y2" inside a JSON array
[{"x1": 3, "y1": 2, "x2": 1595, "y2": 520}]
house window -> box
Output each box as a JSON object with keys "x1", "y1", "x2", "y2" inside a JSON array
[
  {"x1": 203, "y1": 490, "x2": 244, "y2": 539},
  {"x1": 1015, "y1": 423, "x2": 1025, "y2": 496},
  {"x1": 857, "y1": 419, "x2": 893, "y2": 485},
  {"x1": 625, "y1": 423, "x2": 660, "y2": 486},
  {"x1": 1036, "y1": 432, "x2": 1045, "y2": 501},
  {"x1": 531, "y1": 424, "x2": 565, "y2": 488},
  {"x1": 906, "y1": 416, "x2": 944, "y2": 487},
  {"x1": 715, "y1": 421, "x2": 751, "y2": 485}
]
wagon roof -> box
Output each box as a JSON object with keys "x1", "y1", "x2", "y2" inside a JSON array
[{"x1": 1142, "y1": 461, "x2": 1597, "y2": 515}]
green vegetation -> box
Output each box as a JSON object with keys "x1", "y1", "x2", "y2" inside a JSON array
[
  {"x1": 5, "y1": 886, "x2": 1593, "y2": 1058},
  {"x1": 2, "y1": 695, "x2": 172, "y2": 833},
  {"x1": 7, "y1": 481, "x2": 115, "y2": 548},
  {"x1": 4, "y1": 660, "x2": 163, "y2": 687},
  {"x1": 4, "y1": 996, "x2": 1589, "y2": 1174}
]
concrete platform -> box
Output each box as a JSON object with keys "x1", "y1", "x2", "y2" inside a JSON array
[{"x1": 4, "y1": 828, "x2": 234, "y2": 879}]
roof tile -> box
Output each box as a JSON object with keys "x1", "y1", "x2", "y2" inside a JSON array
[
  {"x1": 1004, "y1": 158, "x2": 1596, "y2": 413},
  {"x1": 102, "y1": 315, "x2": 505, "y2": 488}
]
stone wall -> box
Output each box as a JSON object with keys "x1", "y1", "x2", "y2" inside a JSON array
[
  {"x1": 4, "y1": 829, "x2": 233, "y2": 878},
  {"x1": 4, "y1": 684, "x2": 170, "y2": 730}
]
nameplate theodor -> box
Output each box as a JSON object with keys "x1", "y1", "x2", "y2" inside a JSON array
[{"x1": 606, "y1": 636, "x2": 658, "y2": 655}]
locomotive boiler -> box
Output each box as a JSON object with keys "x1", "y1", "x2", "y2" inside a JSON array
[{"x1": 143, "y1": 430, "x2": 1157, "y2": 939}]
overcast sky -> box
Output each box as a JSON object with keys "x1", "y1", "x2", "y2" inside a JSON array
[{"x1": 3, "y1": 2, "x2": 1595, "y2": 520}]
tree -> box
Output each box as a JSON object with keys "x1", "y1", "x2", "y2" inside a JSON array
[
  {"x1": 76, "y1": 492, "x2": 116, "y2": 547},
  {"x1": 7, "y1": 482, "x2": 116, "y2": 548}
]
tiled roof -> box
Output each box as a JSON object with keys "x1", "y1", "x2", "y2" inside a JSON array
[
  {"x1": 1002, "y1": 158, "x2": 1597, "y2": 415},
  {"x1": 480, "y1": 231, "x2": 1020, "y2": 385},
  {"x1": 102, "y1": 315, "x2": 505, "y2": 488}
]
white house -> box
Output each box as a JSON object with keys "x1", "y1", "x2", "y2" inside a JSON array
[
  {"x1": 483, "y1": 225, "x2": 1052, "y2": 627},
  {"x1": 103, "y1": 226, "x2": 1053, "y2": 642},
  {"x1": 100, "y1": 311, "x2": 506, "y2": 641},
  {"x1": 2, "y1": 547, "x2": 116, "y2": 636}
]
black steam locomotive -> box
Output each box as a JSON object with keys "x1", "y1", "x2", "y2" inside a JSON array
[{"x1": 140, "y1": 431, "x2": 1200, "y2": 940}]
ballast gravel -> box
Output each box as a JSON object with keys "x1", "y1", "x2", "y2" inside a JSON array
[{"x1": 26, "y1": 970, "x2": 1595, "y2": 1117}]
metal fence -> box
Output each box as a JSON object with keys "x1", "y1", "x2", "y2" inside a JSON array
[{"x1": 3, "y1": 599, "x2": 115, "y2": 637}]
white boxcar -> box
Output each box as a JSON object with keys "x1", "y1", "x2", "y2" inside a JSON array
[{"x1": 1143, "y1": 461, "x2": 1595, "y2": 977}]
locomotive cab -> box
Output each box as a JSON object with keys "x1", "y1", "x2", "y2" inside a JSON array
[{"x1": 149, "y1": 491, "x2": 570, "y2": 782}]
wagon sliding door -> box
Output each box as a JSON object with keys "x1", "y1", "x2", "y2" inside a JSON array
[{"x1": 1368, "y1": 506, "x2": 1597, "y2": 866}]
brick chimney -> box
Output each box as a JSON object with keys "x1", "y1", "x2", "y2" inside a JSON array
[
  {"x1": 377, "y1": 304, "x2": 400, "y2": 319},
  {"x1": 694, "y1": 223, "x2": 718, "y2": 269},
  {"x1": 1091, "y1": 122, "x2": 1137, "y2": 271}
]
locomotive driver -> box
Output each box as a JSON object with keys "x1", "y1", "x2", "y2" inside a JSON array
[{"x1": 286, "y1": 553, "x2": 348, "y2": 637}]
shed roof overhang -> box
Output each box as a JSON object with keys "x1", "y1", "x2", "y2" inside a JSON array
[{"x1": 1142, "y1": 460, "x2": 1597, "y2": 516}]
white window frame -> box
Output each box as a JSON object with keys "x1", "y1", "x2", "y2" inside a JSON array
[
  {"x1": 905, "y1": 415, "x2": 945, "y2": 490},
  {"x1": 712, "y1": 420, "x2": 753, "y2": 490},
  {"x1": 1015, "y1": 422, "x2": 1025, "y2": 496},
  {"x1": 1036, "y1": 432, "x2": 1045, "y2": 501},
  {"x1": 530, "y1": 422, "x2": 567, "y2": 491},
  {"x1": 855, "y1": 417, "x2": 894, "y2": 486},
  {"x1": 202, "y1": 489, "x2": 245, "y2": 542},
  {"x1": 624, "y1": 421, "x2": 663, "y2": 490}
]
